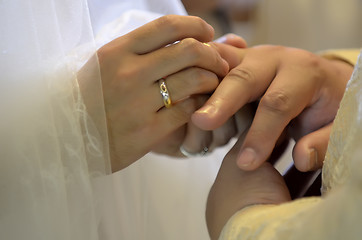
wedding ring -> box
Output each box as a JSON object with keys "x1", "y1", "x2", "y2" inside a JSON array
[
  {"x1": 180, "y1": 145, "x2": 209, "y2": 158},
  {"x1": 159, "y1": 78, "x2": 172, "y2": 108}
]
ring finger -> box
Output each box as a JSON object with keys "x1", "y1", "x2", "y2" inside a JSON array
[{"x1": 151, "y1": 67, "x2": 220, "y2": 111}]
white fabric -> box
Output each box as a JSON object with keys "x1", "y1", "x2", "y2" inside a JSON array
[
  {"x1": 0, "y1": 0, "x2": 123, "y2": 240},
  {"x1": 0, "y1": 0, "x2": 228, "y2": 240},
  {"x1": 220, "y1": 51, "x2": 362, "y2": 240},
  {"x1": 88, "y1": 0, "x2": 187, "y2": 36},
  {"x1": 89, "y1": 2, "x2": 231, "y2": 239}
]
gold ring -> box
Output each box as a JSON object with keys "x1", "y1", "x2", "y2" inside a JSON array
[{"x1": 159, "y1": 78, "x2": 172, "y2": 108}]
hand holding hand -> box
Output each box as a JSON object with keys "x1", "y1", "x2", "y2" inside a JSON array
[
  {"x1": 96, "y1": 15, "x2": 230, "y2": 171},
  {"x1": 193, "y1": 45, "x2": 354, "y2": 171},
  {"x1": 152, "y1": 33, "x2": 249, "y2": 158}
]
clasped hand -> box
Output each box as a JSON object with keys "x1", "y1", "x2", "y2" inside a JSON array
[
  {"x1": 194, "y1": 44, "x2": 353, "y2": 172},
  {"x1": 90, "y1": 14, "x2": 353, "y2": 173},
  {"x1": 96, "y1": 15, "x2": 247, "y2": 171}
]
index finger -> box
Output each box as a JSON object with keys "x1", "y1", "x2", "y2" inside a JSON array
[
  {"x1": 192, "y1": 48, "x2": 277, "y2": 130},
  {"x1": 126, "y1": 15, "x2": 215, "y2": 54}
]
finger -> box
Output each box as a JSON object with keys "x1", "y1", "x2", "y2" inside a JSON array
[
  {"x1": 126, "y1": 15, "x2": 215, "y2": 54},
  {"x1": 181, "y1": 121, "x2": 213, "y2": 155},
  {"x1": 234, "y1": 104, "x2": 254, "y2": 134},
  {"x1": 152, "y1": 126, "x2": 187, "y2": 157},
  {"x1": 143, "y1": 38, "x2": 229, "y2": 81},
  {"x1": 209, "y1": 116, "x2": 237, "y2": 150},
  {"x1": 192, "y1": 49, "x2": 275, "y2": 131},
  {"x1": 151, "y1": 96, "x2": 203, "y2": 148},
  {"x1": 208, "y1": 42, "x2": 244, "y2": 69},
  {"x1": 236, "y1": 69, "x2": 316, "y2": 170},
  {"x1": 215, "y1": 33, "x2": 248, "y2": 48},
  {"x1": 150, "y1": 68, "x2": 219, "y2": 111},
  {"x1": 292, "y1": 123, "x2": 332, "y2": 172}
]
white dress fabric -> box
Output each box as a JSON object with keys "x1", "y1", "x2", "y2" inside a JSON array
[
  {"x1": 1, "y1": 1, "x2": 230, "y2": 240},
  {"x1": 89, "y1": 1, "x2": 233, "y2": 240},
  {"x1": 0, "y1": 1, "x2": 120, "y2": 239},
  {"x1": 220, "y1": 51, "x2": 362, "y2": 240}
]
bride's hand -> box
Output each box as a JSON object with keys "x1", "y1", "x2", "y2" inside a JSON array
[
  {"x1": 96, "y1": 15, "x2": 230, "y2": 171},
  {"x1": 152, "y1": 34, "x2": 250, "y2": 158}
]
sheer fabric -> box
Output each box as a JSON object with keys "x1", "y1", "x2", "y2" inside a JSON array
[
  {"x1": 0, "y1": 1, "x2": 121, "y2": 239},
  {"x1": 1, "y1": 1, "x2": 226, "y2": 240},
  {"x1": 88, "y1": 1, "x2": 236, "y2": 239}
]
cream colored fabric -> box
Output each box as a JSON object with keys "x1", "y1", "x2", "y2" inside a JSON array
[
  {"x1": 220, "y1": 51, "x2": 362, "y2": 240},
  {"x1": 320, "y1": 48, "x2": 361, "y2": 66}
]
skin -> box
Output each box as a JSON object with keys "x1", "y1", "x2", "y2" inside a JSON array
[
  {"x1": 206, "y1": 133, "x2": 291, "y2": 240},
  {"x1": 162, "y1": 34, "x2": 250, "y2": 156},
  {"x1": 193, "y1": 44, "x2": 354, "y2": 172},
  {"x1": 94, "y1": 15, "x2": 247, "y2": 172}
]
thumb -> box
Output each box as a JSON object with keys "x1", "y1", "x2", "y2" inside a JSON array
[{"x1": 292, "y1": 123, "x2": 332, "y2": 172}]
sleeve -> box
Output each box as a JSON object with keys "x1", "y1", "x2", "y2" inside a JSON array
[
  {"x1": 220, "y1": 180, "x2": 362, "y2": 240},
  {"x1": 220, "y1": 52, "x2": 362, "y2": 240},
  {"x1": 319, "y1": 48, "x2": 361, "y2": 66},
  {"x1": 219, "y1": 197, "x2": 321, "y2": 240}
]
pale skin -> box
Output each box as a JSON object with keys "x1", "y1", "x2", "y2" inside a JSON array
[
  {"x1": 193, "y1": 44, "x2": 354, "y2": 172},
  {"x1": 94, "y1": 15, "x2": 247, "y2": 172}
]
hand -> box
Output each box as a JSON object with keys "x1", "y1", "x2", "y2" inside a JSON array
[
  {"x1": 152, "y1": 34, "x2": 249, "y2": 157},
  {"x1": 192, "y1": 45, "x2": 354, "y2": 171},
  {"x1": 206, "y1": 133, "x2": 291, "y2": 240},
  {"x1": 96, "y1": 15, "x2": 231, "y2": 171}
]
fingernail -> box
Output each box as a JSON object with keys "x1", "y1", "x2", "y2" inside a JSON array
[
  {"x1": 238, "y1": 148, "x2": 256, "y2": 167},
  {"x1": 309, "y1": 148, "x2": 318, "y2": 170},
  {"x1": 215, "y1": 35, "x2": 227, "y2": 43}
]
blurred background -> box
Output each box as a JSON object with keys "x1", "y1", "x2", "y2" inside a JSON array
[{"x1": 181, "y1": 0, "x2": 361, "y2": 52}]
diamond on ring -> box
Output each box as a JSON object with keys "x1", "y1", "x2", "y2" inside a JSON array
[
  {"x1": 180, "y1": 145, "x2": 209, "y2": 158},
  {"x1": 159, "y1": 78, "x2": 172, "y2": 108}
]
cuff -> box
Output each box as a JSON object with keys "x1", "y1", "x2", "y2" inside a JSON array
[{"x1": 318, "y1": 48, "x2": 361, "y2": 66}]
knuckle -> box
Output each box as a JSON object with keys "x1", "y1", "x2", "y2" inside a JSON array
[
  {"x1": 189, "y1": 15, "x2": 211, "y2": 32},
  {"x1": 116, "y1": 66, "x2": 139, "y2": 81},
  {"x1": 111, "y1": 66, "x2": 140, "y2": 90},
  {"x1": 302, "y1": 52, "x2": 325, "y2": 78},
  {"x1": 189, "y1": 15, "x2": 205, "y2": 25},
  {"x1": 259, "y1": 91, "x2": 291, "y2": 114},
  {"x1": 181, "y1": 38, "x2": 204, "y2": 61},
  {"x1": 157, "y1": 15, "x2": 176, "y2": 26},
  {"x1": 227, "y1": 67, "x2": 255, "y2": 87},
  {"x1": 189, "y1": 68, "x2": 218, "y2": 91},
  {"x1": 157, "y1": 15, "x2": 183, "y2": 36},
  {"x1": 172, "y1": 98, "x2": 198, "y2": 122}
]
